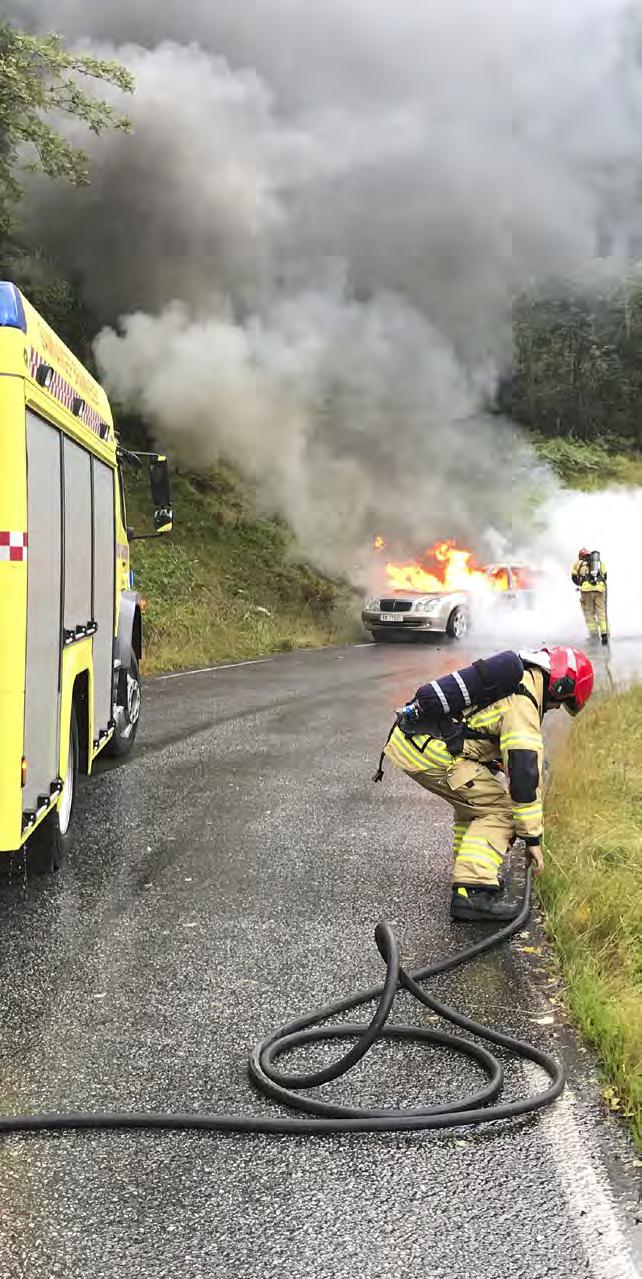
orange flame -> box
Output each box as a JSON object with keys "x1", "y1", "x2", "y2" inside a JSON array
[{"x1": 376, "y1": 539, "x2": 509, "y2": 594}]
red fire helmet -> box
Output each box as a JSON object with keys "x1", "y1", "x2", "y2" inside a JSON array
[
  {"x1": 578, "y1": 547, "x2": 590, "y2": 558},
  {"x1": 521, "y1": 646, "x2": 594, "y2": 715},
  {"x1": 548, "y1": 647, "x2": 594, "y2": 714}
]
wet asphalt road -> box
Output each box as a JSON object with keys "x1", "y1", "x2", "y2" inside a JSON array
[{"x1": 0, "y1": 639, "x2": 639, "y2": 1279}]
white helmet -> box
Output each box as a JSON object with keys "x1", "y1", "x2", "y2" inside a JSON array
[{"x1": 520, "y1": 648, "x2": 551, "y2": 673}]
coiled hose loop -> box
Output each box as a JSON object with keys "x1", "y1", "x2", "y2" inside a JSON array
[{"x1": 0, "y1": 870, "x2": 563, "y2": 1137}]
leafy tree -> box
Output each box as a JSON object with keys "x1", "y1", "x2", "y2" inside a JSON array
[
  {"x1": 0, "y1": 23, "x2": 133, "y2": 235},
  {"x1": 506, "y1": 282, "x2": 642, "y2": 448}
]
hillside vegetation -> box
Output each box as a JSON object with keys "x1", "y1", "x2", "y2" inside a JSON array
[
  {"x1": 125, "y1": 463, "x2": 360, "y2": 674},
  {"x1": 532, "y1": 433, "x2": 642, "y2": 489}
]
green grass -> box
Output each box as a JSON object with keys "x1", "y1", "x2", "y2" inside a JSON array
[
  {"x1": 124, "y1": 463, "x2": 361, "y2": 674},
  {"x1": 533, "y1": 434, "x2": 642, "y2": 490},
  {"x1": 543, "y1": 688, "x2": 642, "y2": 1147}
]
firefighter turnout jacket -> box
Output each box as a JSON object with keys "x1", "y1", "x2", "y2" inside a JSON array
[{"x1": 385, "y1": 667, "x2": 545, "y2": 844}]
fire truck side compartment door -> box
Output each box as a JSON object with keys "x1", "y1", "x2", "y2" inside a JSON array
[
  {"x1": 63, "y1": 437, "x2": 92, "y2": 633},
  {"x1": 92, "y1": 458, "x2": 115, "y2": 737},
  {"x1": 24, "y1": 412, "x2": 62, "y2": 812}
]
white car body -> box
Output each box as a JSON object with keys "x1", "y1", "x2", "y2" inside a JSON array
[{"x1": 362, "y1": 563, "x2": 540, "y2": 642}]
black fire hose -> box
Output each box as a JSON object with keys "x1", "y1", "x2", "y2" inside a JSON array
[{"x1": 0, "y1": 870, "x2": 564, "y2": 1138}]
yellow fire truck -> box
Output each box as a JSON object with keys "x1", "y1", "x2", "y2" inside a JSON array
[{"x1": 0, "y1": 282, "x2": 172, "y2": 872}]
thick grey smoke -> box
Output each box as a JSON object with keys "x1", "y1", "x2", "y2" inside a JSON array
[{"x1": 22, "y1": 0, "x2": 642, "y2": 578}]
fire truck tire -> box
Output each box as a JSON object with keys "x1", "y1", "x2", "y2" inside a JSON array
[
  {"x1": 27, "y1": 708, "x2": 79, "y2": 875},
  {"x1": 108, "y1": 653, "x2": 141, "y2": 758}
]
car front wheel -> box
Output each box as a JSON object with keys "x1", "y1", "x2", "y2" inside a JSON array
[{"x1": 446, "y1": 607, "x2": 469, "y2": 640}]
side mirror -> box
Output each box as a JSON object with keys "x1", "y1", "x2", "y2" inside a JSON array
[
  {"x1": 117, "y1": 445, "x2": 174, "y2": 542},
  {"x1": 149, "y1": 457, "x2": 173, "y2": 535}
]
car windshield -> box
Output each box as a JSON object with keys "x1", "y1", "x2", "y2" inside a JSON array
[
  {"x1": 511, "y1": 566, "x2": 536, "y2": 590},
  {"x1": 486, "y1": 567, "x2": 510, "y2": 590}
]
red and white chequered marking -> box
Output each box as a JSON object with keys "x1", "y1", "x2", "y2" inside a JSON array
[
  {"x1": 27, "y1": 347, "x2": 110, "y2": 440},
  {"x1": 0, "y1": 532, "x2": 28, "y2": 563},
  {"x1": 27, "y1": 347, "x2": 40, "y2": 380}
]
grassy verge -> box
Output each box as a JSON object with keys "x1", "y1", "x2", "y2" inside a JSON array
[
  {"x1": 124, "y1": 464, "x2": 362, "y2": 674},
  {"x1": 543, "y1": 687, "x2": 642, "y2": 1147},
  {"x1": 533, "y1": 434, "x2": 642, "y2": 490}
]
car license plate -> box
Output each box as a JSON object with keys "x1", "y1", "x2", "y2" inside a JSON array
[{"x1": 380, "y1": 613, "x2": 403, "y2": 622}]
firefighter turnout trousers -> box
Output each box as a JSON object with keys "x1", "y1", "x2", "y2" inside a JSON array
[
  {"x1": 580, "y1": 589, "x2": 608, "y2": 639},
  {"x1": 384, "y1": 729, "x2": 514, "y2": 888}
]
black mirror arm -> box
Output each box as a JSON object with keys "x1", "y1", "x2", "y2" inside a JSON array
[{"x1": 116, "y1": 446, "x2": 143, "y2": 470}]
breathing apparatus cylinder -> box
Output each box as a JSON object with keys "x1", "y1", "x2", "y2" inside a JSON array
[
  {"x1": 393, "y1": 651, "x2": 525, "y2": 751},
  {"x1": 589, "y1": 550, "x2": 601, "y2": 585},
  {"x1": 413, "y1": 651, "x2": 524, "y2": 723}
]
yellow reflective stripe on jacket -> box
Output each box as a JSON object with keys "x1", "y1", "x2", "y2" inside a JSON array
[
  {"x1": 512, "y1": 800, "x2": 543, "y2": 816},
  {"x1": 468, "y1": 709, "x2": 501, "y2": 725},
  {"x1": 403, "y1": 735, "x2": 451, "y2": 769},
  {"x1": 453, "y1": 821, "x2": 467, "y2": 853},
  {"x1": 385, "y1": 727, "x2": 450, "y2": 773},
  {"x1": 459, "y1": 834, "x2": 501, "y2": 849},
  {"x1": 385, "y1": 732, "x2": 424, "y2": 771},
  {"x1": 417, "y1": 738, "x2": 452, "y2": 766},
  {"x1": 512, "y1": 802, "x2": 543, "y2": 832},
  {"x1": 467, "y1": 709, "x2": 502, "y2": 732},
  {"x1": 500, "y1": 731, "x2": 542, "y2": 750}
]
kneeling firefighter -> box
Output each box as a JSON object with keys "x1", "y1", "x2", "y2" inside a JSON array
[
  {"x1": 375, "y1": 647, "x2": 594, "y2": 923},
  {"x1": 572, "y1": 548, "x2": 609, "y2": 645}
]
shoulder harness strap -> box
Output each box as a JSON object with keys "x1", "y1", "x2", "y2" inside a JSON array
[
  {"x1": 463, "y1": 679, "x2": 540, "y2": 744},
  {"x1": 516, "y1": 681, "x2": 542, "y2": 720}
]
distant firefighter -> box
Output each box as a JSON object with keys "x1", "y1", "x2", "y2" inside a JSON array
[{"x1": 571, "y1": 548, "x2": 609, "y2": 646}]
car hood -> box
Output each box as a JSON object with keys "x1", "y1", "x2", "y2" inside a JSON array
[{"x1": 371, "y1": 590, "x2": 468, "y2": 604}]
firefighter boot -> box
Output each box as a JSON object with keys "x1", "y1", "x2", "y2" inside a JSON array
[
  {"x1": 450, "y1": 885, "x2": 519, "y2": 923},
  {"x1": 601, "y1": 634, "x2": 609, "y2": 646}
]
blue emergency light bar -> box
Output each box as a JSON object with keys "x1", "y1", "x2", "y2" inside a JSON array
[{"x1": 0, "y1": 282, "x2": 27, "y2": 332}]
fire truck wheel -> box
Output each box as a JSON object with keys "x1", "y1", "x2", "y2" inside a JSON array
[
  {"x1": 27, "y1": 708, "x2": 79, "y2": 875},
  {"x1": 109, "y1": 652, "x2": 141, "y2": 758}
]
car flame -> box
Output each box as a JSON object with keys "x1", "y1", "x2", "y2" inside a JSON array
[{"x1": 373, "y1": 538, "x2": 509, "y2": 593}]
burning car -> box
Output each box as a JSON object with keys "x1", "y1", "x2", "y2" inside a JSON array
[
  {"x1": 362, "y1": 541, "x2": 539, "y2": 642},
  {"x1": 362, "y1": 588, "x2": 470, "y2": 641},
  {"x1": 484, "y1": 563, "x2": 541, "y2": 608}
]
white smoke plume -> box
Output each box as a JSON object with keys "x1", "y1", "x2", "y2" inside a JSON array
[
  {"x1": 19, "y1": 0, "x2": 642, "y2": 610},
  {"x1": 533, "y1": 488, "x2": 642, "y2": 644}
]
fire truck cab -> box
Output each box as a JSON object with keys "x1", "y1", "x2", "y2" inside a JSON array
[{"x1": 0, "y1": 282, "x2": 172, "y2": 871}]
